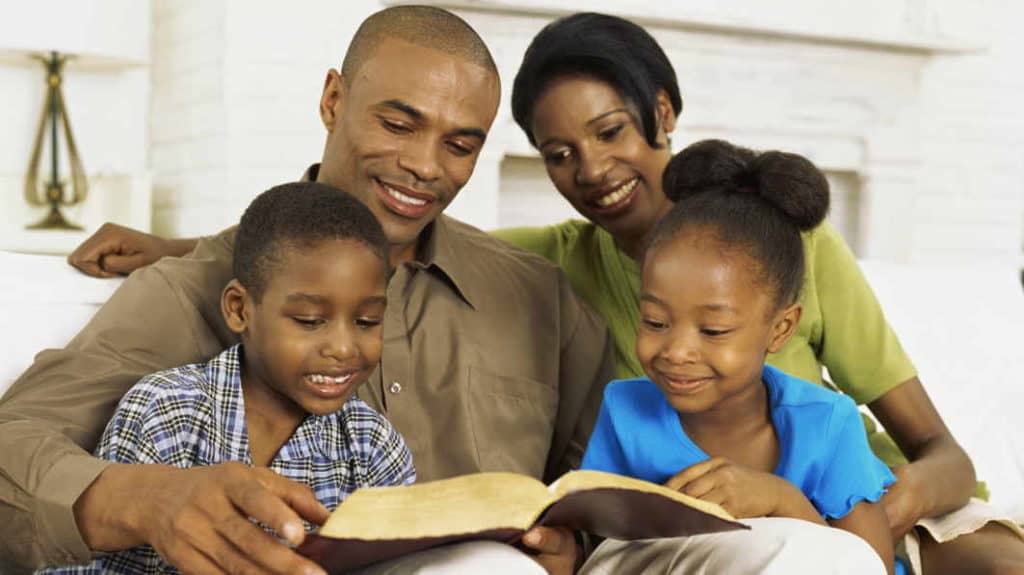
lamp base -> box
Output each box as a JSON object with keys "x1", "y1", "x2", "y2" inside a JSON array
[{"x1": 26, "y1": 205, "x2": 82, "y2": 230}]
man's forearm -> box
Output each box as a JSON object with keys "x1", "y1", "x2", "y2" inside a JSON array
[{"x1": 166, "y1": 237, "x2": 200, "y2": 258}]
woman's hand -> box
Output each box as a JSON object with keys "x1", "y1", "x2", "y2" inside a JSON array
[
  {"x1": 879, "y1": 463, "x2": 930, "y2": 541},
  {"x1": 664, "y1": 457, "x2": 822, "y2": 523},
  {"x1": 521, "y1": 525, "x2": 579, "y2": 575}
]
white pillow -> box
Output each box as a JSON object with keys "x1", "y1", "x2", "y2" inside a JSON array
[
  {"x1": 0, "y1": 250, "x2": 123, "y2": 395},
  {"x1": 859, "y1": 260, "x2": 1024, "y2": 521}
]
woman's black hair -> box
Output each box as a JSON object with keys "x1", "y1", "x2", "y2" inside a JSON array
[
  {"x1": 511, "y1": 12, "x2": 682, "y2": 148},
  {"x1": 650, "y1": 139, "x2": 830, "y2": 309}
]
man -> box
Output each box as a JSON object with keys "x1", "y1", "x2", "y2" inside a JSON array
[{"x1": 0, "y1": 6, "x2": 604, "y2": 574}]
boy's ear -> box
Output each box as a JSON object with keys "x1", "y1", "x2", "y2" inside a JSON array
[
  {"x1": 221, "y1": 279, "x2": 250, "y2": 335},
  {"x1": 767, "y1": 302, "x2": 802, "y2": 354},
  {"x1": 319, "y1": 68, "x2": 346, "y2": 132},
  {"x1": 655, "y1": 89, "x2": 677, "y2": 136}
]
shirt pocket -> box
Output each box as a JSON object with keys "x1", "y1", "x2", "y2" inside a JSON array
[{"x1": 465, "y1": 365, "x2": 558, "y2": 479}]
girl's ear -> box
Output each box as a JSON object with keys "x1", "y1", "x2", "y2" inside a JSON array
[
  {"x1": 767, "y1": 302, "x2": 802, "y2": 354},
  {"x1": 655, "y1": 89, "x2": 677, "y2": 136},
  {"x1": 221, "y1": 279, "x2": 250, "y2": 335}
]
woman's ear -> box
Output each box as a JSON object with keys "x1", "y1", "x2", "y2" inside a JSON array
[
  {"x1": 767, "y1": 302, "x2": 802, "y2": 353},
  {"x1": 655, "y1": 89, "x2": 677, "y2": 135},
  {"x1": 221, "y1": 279, "x2": 250, "y2": 335}
]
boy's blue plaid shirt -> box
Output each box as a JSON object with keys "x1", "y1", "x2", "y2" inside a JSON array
[{"x1": 38, "y1": 344, "x2": 415, "y2": 574}]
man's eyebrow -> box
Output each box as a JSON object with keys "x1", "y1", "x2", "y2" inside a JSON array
[{"x1": 379, "y1": 99, "x2": 487, "y2": 141}]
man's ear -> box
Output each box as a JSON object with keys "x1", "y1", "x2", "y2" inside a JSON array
[
  {"x1": 767, "y1": 302, "x2": 802, "y2": 354},
  {"x1": 319, "y1": 68, "x2": 346, "y2": 132},
  {"x1": 221, "y1": 279, "x2": 250, "y2": 335},
  {"x1": 655, "y1": 89, "x2": 677, "y2": 136}
]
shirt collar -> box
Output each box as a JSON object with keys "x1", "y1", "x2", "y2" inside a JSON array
[{"x1": 300, "y1": 163, "x2": 476, "y2": 309}]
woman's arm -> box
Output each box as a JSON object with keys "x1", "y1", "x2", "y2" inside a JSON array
[
  {"x1": 829, "y1": 501, "x2": 896, "y2": 575},
  {"x1": 867, "y1": 376, "x2": 976, "y2": 538}
]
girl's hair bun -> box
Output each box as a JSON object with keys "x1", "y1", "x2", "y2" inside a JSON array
[{"x1": 663, "y1": 139, "x2": 829, "y2": 231}]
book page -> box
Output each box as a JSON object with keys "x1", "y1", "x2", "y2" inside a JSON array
[
  {"x1": 550, "y1": 469, "x2": 737, "y2": 523},
  {"x1": 320, "y1": 472, "x2": 557, "y2": 540}
]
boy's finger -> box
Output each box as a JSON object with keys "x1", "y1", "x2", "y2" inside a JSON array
[{"x1": 522, "y1": 526, "x2": 573, "y2": 555}]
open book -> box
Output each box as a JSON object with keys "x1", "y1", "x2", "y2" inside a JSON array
[{"x1": 297, "y1": 469, "x2": 747, "y2": 573}]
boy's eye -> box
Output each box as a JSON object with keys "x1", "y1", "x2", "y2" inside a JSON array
[
  {"x1": 292, "y1": 317, "x2": 325, "y2": 328},
  {"x1": 701, "y1": 328, "x2": 732, "y2": 337},
  {"x1": 356, "y1": 317, "x2": 383, "y2": 329}
]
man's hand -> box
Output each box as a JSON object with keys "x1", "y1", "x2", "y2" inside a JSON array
[
  {"x1": 880, "y1": 463, "x2": 928, "y2": 542},
  {"x1": 67, "y1": 223, "x2": 190, "y2": 277},
  {"x1": 75, "y1": 462, "x2": 330, "y2": 575},
  {"x1": 664, "y1": 457, "x2": 807, "y2": 521},
  {"x1": 521, "y1": 525, "x2": 579, "y2": 575}
]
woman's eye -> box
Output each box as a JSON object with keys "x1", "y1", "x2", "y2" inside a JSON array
[
  {"x1": 598, "y1": 124, "x2": 623, "y2": 141},
  {"x1": 543, "y1": 148, "x2": 572, "y2": 165}
]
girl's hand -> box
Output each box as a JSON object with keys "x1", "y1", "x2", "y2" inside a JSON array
[
  {"x1": 880, "y1": 463, "x2": 929, "y2": 541},
  {"x1": 664, "y1": 457, "x2": 787, "y2": 519}
]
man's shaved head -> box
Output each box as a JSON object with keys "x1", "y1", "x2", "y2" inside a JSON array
[{"x1": 341, "y1": 5, "x2": 498, "y2": 85}]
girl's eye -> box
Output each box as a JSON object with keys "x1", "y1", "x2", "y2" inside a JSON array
[
  {"x1": 597, "y1": 124, "x2": 623, "y2": 141},
  {"x1": 356, "y1": 317, "x2": 383, "y2": 329},
  {"x1": 641, "y1": 318, "x2": 668, "y2": 331},
  {"x1": 701, "y1": 328, "x2": 731, "y2": 337}
]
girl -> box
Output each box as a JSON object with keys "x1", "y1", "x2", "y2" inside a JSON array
[
  {"x1": 580, "y1": 140, "x2": 895, "y2": 573},
  {"x1": 499, "y1": 12, "x2": 1024, "y2": 574}
]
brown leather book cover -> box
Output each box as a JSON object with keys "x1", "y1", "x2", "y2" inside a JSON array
[{"x1": 298, "y1": 470, "x2": 747, "y2": 573}]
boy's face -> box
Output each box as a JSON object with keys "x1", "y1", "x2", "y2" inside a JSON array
[
  {"x1": 635, "y1": 229, "x2": 800, "y2": 416},
  {"x1": 224, "y1": 238, "x2": 387, "y2": 418}
]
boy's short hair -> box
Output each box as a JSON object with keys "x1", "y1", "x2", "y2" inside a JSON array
[{"x1": 233, "y1": 182, "x2": 389, "y2": 301}]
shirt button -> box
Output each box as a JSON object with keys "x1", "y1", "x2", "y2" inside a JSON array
[{"x1": 389, "y1": 381, "x2": 403, "y2": 394}]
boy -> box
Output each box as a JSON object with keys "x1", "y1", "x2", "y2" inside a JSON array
[{"x1": 40, "y1": 182, "x2": 414, "y2": 574}]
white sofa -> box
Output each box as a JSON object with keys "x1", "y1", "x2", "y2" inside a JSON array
[{"x1": 1, "y1": 250, "x2": 1022, "y2": 522}]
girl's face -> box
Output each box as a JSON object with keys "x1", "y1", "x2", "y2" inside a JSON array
[
  {"x1": 636, "y1": 229, "x2": 800, "y2": 416},
  {"x1": 529, "y1": 75, "x2": 676, "y2": 245}
]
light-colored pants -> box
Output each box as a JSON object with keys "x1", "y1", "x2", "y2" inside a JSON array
[{"x1": 351, "y1": 517, "x2": 885, "y2": 574}]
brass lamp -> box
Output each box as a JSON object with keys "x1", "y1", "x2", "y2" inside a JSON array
[{"x1": 24, "y1": 51, "x2": 87, "y2": 230}]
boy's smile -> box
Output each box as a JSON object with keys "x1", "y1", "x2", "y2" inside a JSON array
[{"x1": 227, "y1": 238, "x2": 388, "y2": 431}]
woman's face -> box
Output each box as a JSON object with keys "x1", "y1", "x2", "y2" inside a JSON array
[{"x1": 530, "y1": 75, "x2": 676, "y2": 244}]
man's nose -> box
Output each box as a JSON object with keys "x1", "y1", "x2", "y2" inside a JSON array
[{"x1": 398, "y1": 140, "x2": 443, "y2": 183}]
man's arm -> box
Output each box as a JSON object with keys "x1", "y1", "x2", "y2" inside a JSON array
[
  {"x1": 66, "y1": 222, "x2": 199, "y2": 278},
  {"x1": 542, "y1": 273, "x2": 615, "y2": 483}
]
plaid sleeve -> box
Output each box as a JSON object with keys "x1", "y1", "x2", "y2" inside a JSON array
[
  {"x1": 94, "y1": 377, "x2": 170, "y2": 465},
  {"x1": 354, "y1": 408, "x2": 416, "y2": 487}
]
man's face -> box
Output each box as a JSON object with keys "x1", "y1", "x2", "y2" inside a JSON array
[{"x1": 318, "y1": 39, "x2": 500, "y2": 259}]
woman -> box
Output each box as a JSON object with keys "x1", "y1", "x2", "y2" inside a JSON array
[{"x1": 495, "y1": 11, "x2": 1024, "y2": 575}]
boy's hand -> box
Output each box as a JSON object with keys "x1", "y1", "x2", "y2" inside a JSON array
[
  {"x1": 521, "y1": 525, "x2": 579, "y2": 575},
  {"x1": 664, "y1": 457, "x2": 788, "y2": 519},
  {"x1": 75, "y1": 462, "x2": 330, "y2": 575}
]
